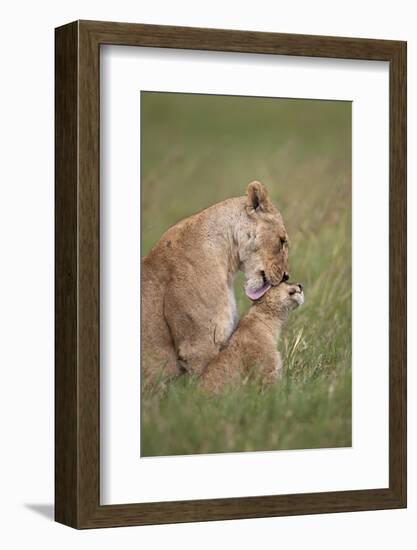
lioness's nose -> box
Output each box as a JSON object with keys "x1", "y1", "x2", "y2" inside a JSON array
[
  {"x1": 282, "y1": 272, "x2": 289, "y2": 282},
  {"x1": 298, "y1": 283, "x2": 304, "y2": 291}
]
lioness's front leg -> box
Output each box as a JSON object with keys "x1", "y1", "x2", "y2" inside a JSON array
[
  {"x1": 164, "y1": 286, "x2": 235, "y2": 376},
  {"x1": 167, "y1": 314, "x2": 221, "y2": 376},
  {"x1": 176, "y1": 336, "x2": 220, "y2": 376}
]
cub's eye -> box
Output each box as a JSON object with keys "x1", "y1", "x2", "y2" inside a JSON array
[{"x1": 289, "y1": 290, "x2": 296, "y2": 295}]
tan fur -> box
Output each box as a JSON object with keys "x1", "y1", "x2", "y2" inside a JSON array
[
  {"x1": 200, "y1": 283, "x2": 304, "y2": 393},
  {"x1": 141, "y1": 181, "x2": 289, "y2": 387}
]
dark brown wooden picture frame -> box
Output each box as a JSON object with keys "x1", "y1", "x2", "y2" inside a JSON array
[{"x1": 55, "y1": 20, "x2": 407, "y2": 529}]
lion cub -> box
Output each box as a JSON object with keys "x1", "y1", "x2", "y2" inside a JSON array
[{"x1": 200, "y1": 282, "x2": 304, "y2": 392}]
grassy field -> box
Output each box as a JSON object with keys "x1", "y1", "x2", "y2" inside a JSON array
[{"x1": 141, "y1": 92, "x2": 352, "y2": 456}]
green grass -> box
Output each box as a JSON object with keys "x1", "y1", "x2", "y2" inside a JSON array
[{"x1": 141, "y1": 92, "x2": 352, "y2": 456}]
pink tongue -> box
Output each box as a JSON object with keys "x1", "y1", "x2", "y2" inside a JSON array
[{"x1": 245, "y1": 282, "x2": 272, "y2": 300}]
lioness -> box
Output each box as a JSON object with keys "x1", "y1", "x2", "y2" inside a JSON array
[
  {"x1": 200, "y1": 282, "x2": 304, "y2": 393},
  {"x1": 141, "y1": 181, "x2": 289, "y2": 384}
]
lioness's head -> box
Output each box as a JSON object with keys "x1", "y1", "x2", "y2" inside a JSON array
[{"x1": 239, "y1": 181, "x2": 289, "y2": 300}]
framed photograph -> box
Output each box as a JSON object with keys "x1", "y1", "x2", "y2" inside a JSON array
[{"x1": 55, "y1": 20, "x2": 406, "y2": 528}]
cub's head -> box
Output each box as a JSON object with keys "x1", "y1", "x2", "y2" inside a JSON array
[
  {"x1": 238, "y1": 181, "x2": 289, "y2": 300},
  {"x1": 256, "y1": 282, "x2": 304, "y2": 314}
]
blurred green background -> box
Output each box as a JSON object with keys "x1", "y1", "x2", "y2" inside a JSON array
[{"x1": 141, "y1": 91, "x2": 352, "y2": 456}]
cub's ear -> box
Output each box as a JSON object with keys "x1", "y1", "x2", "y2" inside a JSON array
[{"x1": 246, "y1": 181, "x2": 271, "y2": 213}]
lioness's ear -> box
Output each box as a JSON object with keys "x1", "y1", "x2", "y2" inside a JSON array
[{"x1": 246, "y1": 181, "x2": 271, "y2": 213}]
